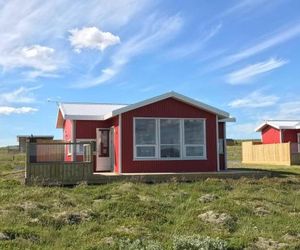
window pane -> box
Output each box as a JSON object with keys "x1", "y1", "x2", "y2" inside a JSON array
[
  {"x1": 160, "y1": 145, "x2": 180, "y2": 158},
  {"x1": 184, "y1": 120, "x2": 204, "y2": 144},
  {"x1": 135, "y1": 119, "x2": 156, "y2": 145},
  {"x1": 77, "y1": 144, "x2": 84, "y2": 154},
  {"x1": 160, "y1": 119, "x2": 180, "y2": 144},
  {"x1": 185, "y1": 146, "x2": 204, "y2": 157},
  {"x1": 136, "y1": 146, "x2": 155, "y2": 157},
  {"x1": 218, "y1": 139, "x2": 224, "y2": 154}
]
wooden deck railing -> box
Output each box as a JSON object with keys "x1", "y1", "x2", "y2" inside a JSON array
[
  {"x1": 242, "y1": 141, "x2": 300, "y2": 166},
  {"x1": 25, "y1": 142, "x2": 94, "y2": 185}
]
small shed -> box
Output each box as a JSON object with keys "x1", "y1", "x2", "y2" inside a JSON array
[{"x1": 255, "y1": 120, "x2": 300, "y2": 144}]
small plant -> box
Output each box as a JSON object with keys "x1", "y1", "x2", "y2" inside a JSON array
[{"x1": 173, "y1": 235, "x2": 227, "y2": 250}]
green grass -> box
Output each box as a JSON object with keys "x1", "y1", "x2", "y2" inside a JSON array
[{"x1": 0, "y1": 146, "x2": 300, "y2": 249}]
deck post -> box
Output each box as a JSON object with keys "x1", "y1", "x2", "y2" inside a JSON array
[{"x1": 25, "y1": 141, "x2": 30, "y2": 181}]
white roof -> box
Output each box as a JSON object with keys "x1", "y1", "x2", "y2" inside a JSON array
[
  {"x1": 56, "y1": 91, "x2": 234, "y2": 128},
  {"x1": 59, "y1": 103, "x2": 127, "y2": 120},
  {"x1": 256, "y1": 120, "x2": 300, "y2": 132}
]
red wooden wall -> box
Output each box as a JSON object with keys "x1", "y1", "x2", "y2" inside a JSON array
[
  {"x1": 76, "y1": 117, "x2": 119, "y2": 172},
  {"x1": 121, "y1": 97, "x2": 219, "y2": 173},
  {"x1": 63, "y1": 119, "x2": 73, "y2": 161},
  {"x1": 282, "y1": 129, "x2": 300, "y2": 143},
  {"x1": 261, "y1": 126, "x2": 281, "y2": 144}
]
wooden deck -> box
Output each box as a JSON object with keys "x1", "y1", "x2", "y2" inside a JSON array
[
  {"x1": 25, "y1": 163, "x2": 273, "y2": 186},
  {"x1": 25, "y1": 141, "x2": 274, "y2": 186}
]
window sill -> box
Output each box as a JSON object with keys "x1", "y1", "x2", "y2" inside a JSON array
[{"x1": 133, "y1": 157, "x2": 207, "y2": 161}]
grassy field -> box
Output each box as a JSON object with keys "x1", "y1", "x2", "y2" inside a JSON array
[{"x1": 0, "y1": 147, "x2": 300, "y2": 249}]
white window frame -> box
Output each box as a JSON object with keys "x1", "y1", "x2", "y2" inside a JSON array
[
  {"x1": 133, "y1": 117, "x2": 207, "y2": 160},
  {"x1": 183, "y1": 119, "x2": 207, "y2": 159},
  {"x1": 76, "y1": 139, "x2": 97, "y2": 155},
  {"x1": 67, "y1": 141, "x2": 73, "y2": 156},
  {"x1": 133, "y1": 118, "x2": 158, "y2": 159}
]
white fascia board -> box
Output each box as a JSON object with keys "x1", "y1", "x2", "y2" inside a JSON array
[
  {"x1": 255, "y1": 122, "x2": 280, "y2": 132},
  {"x1": 58, "y1": 103, "x2": 65, "y2": 119},
  {"x1": 111, "y1": 91, "x2": 230, "y2": 118},
  {"x1": 219, "y1": 117, "x2": 236, "y2": 122},
  {"x1": 64, "y1": 114, "x2": 105, "y2": 120}
]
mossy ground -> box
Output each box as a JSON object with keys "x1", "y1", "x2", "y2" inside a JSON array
[{"x1": 0, "y1": 146, "x2": 300, "y2": 249}]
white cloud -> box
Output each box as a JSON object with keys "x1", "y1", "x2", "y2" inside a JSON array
[
  {"x1": 226, "y1": 58, "x2": 288, "y2": 85},
  {"x1": 0, "y1": 106, "x2": 38, "y2": 115},
  {"x1": 0, "y1": 0, "x2": 151, "y2": 78},
  {"x1": 228, "y1": 90, "x2": 279, "y2": 108},
  {"x1": 76, "y1": 14, "x2": 183, "y2": 88},
  {"x1": 69, "y1": 27, "x2": 120, "y2": 53},
  {"x1": 0, "y1": 45, "x2": 58, "y2": 77},
  {"x1": 213, "y1": 22, "x2": 300, "y2": 69},
  {"x1": 0, "y1": 86, "x2": 41, "y2": 104},
  {"x1": 165, "y1": 23, "x2": 222, "y2": 59},
  {"x1": 274, "y1": 101, "x2": 300, "y2": 120}
]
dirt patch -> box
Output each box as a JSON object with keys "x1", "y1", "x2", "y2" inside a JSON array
[
  {"x1": 54, "y1": 210, "x2": 93, "y2": 225},
  {"x1": 0, "y1": 232, "x2": 10, "y2": 240},
  {"x1": 116, "y1": 226, "x2": 136, "y2": 234},
  {"x1": 282, "y1": 233, "x2": 300, "y2": 241},
  {"x1": 199, "y1": 194, "x2": 219, "y2": 203},
  {"x1": 102, "y1": 236, "x2": 115, "y2": 246},
  {"x1": 42, "y1": 210, "x2": 94, "y2": 227},
  {"x1": 254, "y1": 206, "x2": 271, "y2": 216},
  {"x1": 247, "y1": 237, "x2": 289, "y2": 249},
  {"x1": 198, "y1": 210, "x2": 237, "y2": 232},
  {"x1": 198, "y1": 211, "x2": 232, "y2": 225}
]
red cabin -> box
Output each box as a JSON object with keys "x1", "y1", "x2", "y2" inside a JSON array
[
  {"x1": 256, "y1": 120, "x2": 300, "y2": 145},
  {"x1": 56, "y1": 92, "x2": 235, "y2": 174}
]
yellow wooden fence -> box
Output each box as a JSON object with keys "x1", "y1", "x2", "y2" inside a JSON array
[{"x1": 242, "y1": 141, "x2": 292, "y2": 166}]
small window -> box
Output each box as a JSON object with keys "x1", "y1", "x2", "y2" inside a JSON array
[
  {"x1": 135, "y1": 119, "x2": 157, "y2": 158},
  {"x1": 77, "y1": 144, "x2": 84, "y2": 155},
  {"x1": 76, "y1": 140, "x2": 96, "y2": 155},
  {"x1": 218, "y1": 139, "x2": 224, "y2": 154}
]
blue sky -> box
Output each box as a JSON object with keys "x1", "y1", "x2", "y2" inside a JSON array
[{"x1": 1, "y1": 0, "x2": 300, "y2": 146}]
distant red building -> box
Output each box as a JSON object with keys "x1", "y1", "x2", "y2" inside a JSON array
[
  {"x1": 256, "y1": 120, "x2": 300, "y2": 144},
  {"x1": 56, "y1": 92, "x2": 235, "y2": 174}
]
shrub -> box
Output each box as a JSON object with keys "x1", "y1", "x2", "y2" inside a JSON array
[{"x1": 173, "y1": 235, "x2": 227, "y2": 250}]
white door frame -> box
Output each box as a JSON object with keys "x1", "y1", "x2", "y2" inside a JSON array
[{"x1": 96, "y1": 128, "x2": 113, "y2": 172}]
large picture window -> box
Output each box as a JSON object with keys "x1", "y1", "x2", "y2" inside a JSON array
[
  {"x1": 134, "y1": 118, "x2": 206, "y2": 160},
  {"x1": 135, "y1": 118, "x2": 157, "y2": 158}
]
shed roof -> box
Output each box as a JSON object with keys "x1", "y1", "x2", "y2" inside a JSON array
[
  {"x1": 56, "y1": 91, "x2": 234, "y2": 128},
  {"x1": 255, "y1": 120, "x2": 300, "y2": 132}
]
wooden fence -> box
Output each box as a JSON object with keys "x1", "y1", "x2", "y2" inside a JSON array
[
  {"x1": 25, "y1": 142, "x2": 94, "y2": 185},
  {"x1": 25, "y1": 162, "x2": 94, "y2": 185},
  {"x1": 242, "y1": 141, "x2": 300, "y2": 166}
]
